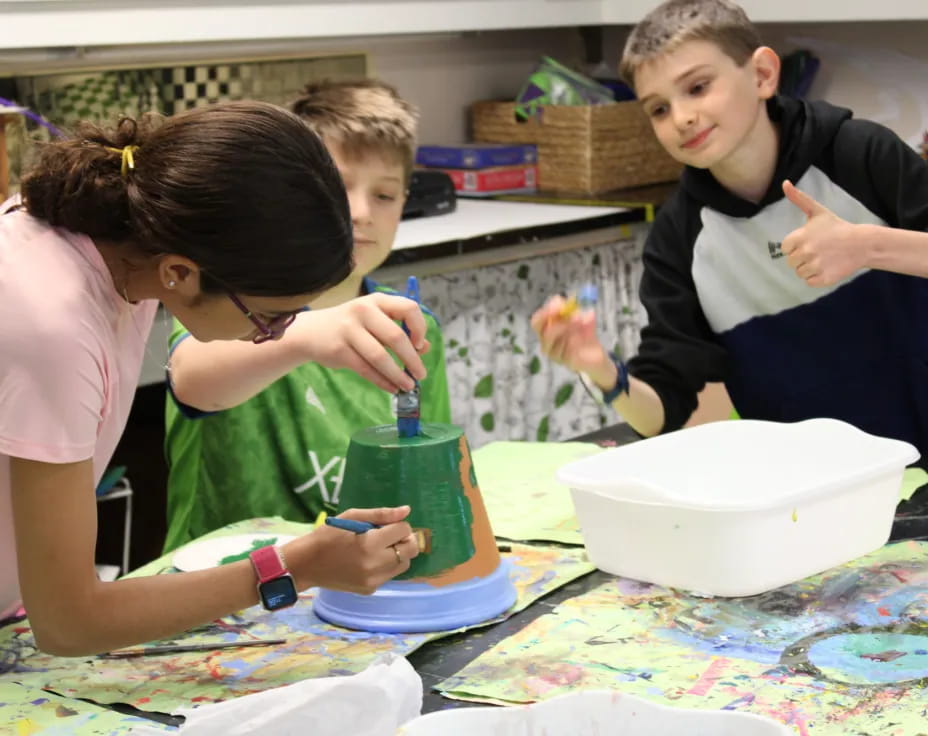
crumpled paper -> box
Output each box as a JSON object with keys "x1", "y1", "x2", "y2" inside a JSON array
[{"x1": 128, "y1": 654, "x2": 422, "y2": 736}]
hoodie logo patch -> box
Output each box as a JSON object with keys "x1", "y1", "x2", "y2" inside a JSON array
[
  {"x1": 304, "y1": 386, "x2": 326, "y2": 414},
  {"x1": 768, "y1": 241, "x2": 784, "y2": 259}
]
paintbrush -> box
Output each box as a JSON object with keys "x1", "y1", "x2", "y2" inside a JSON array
[
  {"x1": 325, "y1": 516, "x2": 433, "y2": 554},
  {"x1": 100, "y1": 638, "x2": 286, "y2": 659},
  {"x1": 547, "y1": 283, "x2": 599, "y2": 326},
  {"x1": 396, "y1": 275, "x2": 421, "y2": 438}
]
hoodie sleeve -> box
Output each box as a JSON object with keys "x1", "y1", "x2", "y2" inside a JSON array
[
  {"x1": 627, "y1": 190, "x2": 730, "y2": 433},
  {"x1": 828, "y1": 119, "x2": 928, "y2": 230}
]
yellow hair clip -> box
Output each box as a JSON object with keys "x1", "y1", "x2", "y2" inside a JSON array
[{"x1": 104, "y1": 145, "x2": 139, "y2": 177}]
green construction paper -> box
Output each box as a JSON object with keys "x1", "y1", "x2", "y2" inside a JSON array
[
  {"x1": 900, "y1": 467, "x2": 928, "y2": 501},
  {"x1": 7, "y1": 517, "x2": 593, "y2": 715},
  {"x1": 474, "y1": 441, "x2": 604, "y2": 545},
  {"x1": 438, "y1": 540, "x2": 928, "y2": 736}
]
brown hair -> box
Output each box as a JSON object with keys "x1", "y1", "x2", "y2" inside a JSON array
[
  {"x1": 21, "y1": 100, "x2": 353, "y2": 297},
  {"x1": 619, "y1": 0, "x2": 762, "y2": 88},
  {"x1": 289, "y1": 79, "x2": 418, "y2": 180}
]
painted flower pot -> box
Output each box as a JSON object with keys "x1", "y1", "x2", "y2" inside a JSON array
[
  {"x1": 314, "y1": 422, "x2": 517, "y2": 632},
  {"x1": 337, "y1": 422, "x2": 487, "y2": 579}
]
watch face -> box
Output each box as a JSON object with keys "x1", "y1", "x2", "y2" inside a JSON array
[{"x1": 259, "y1": 574, "x2": 298, "y2": 611}]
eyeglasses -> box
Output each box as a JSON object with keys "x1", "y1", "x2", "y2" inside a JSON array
[{"x1": 227, "y1": 292, "x2": 309, "y2": 344}]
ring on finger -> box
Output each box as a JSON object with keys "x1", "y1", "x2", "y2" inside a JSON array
[{"x1": 392, "y1": 544, "x2": 403, "y2": 565}]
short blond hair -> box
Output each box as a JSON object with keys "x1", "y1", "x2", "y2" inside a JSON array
[
  {"x1": 619, "y1": 0, "x2": 762, "y2": 89},
  {"x1": 289, "y1": 79, "x2": 418, "y2": 180}
]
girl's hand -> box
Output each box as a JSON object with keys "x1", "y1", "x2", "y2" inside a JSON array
[
  {"x1": 284, "y1": 506, "x2": 420, "y2": 594},
  {"x1": 531, "y1": 296, "x2": 614, "y2": 383},
  {"x1": 293, "y1": 293, "x2": 430, "y2": 393}
]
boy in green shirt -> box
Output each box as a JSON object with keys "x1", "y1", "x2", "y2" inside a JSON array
[{"x1": 164, "y1": 80, "x2": 451, "y2": 551}]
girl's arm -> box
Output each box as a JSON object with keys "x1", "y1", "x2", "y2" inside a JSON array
[
  {"x1": 169, "y1": 292, "x2": 430, "y2": 412},
  {"x1": 12, "y1": 456, "x2": 419, "y2": 656}
]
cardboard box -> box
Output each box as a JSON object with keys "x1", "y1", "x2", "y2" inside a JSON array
[
  {"x1": 415, "y1": 143, "x2": 537, "y2": 169},
  {"x1": 438, "y1": 164, "x2": 537, "y2": 194}
]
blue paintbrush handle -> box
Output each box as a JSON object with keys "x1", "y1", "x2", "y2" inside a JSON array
[
  {"x1": 397, "y1": 275, "x2": 422, "y2": 438},
  {"x1": 324, "y1": 517, "x2": 379, "y2": 534},
  {"x1": 405, "y1": 275, "x2": 419, "y2": 307}
]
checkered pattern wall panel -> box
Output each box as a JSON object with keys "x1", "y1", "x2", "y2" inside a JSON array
[{"x1": 14, "y1": 53, "x2": 367, "y2": 126}]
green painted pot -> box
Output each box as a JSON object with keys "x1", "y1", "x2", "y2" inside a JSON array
[{"x1": 338, "y1": 423, "x2": 479, "y2": 579}]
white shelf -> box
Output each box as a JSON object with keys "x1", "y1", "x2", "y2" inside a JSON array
[
  {"x1": 394, "y1": 199, "x2": 625, "y2": 251},
  {"x1": 0, "y1": 1, "x2": 605, "y2": 50},
  {"x1": 2, "y1": 0, "x2": 926, "y2": 51},
  {"x1": 601, "y1": 0, "x2": 928, "y2": 23}
]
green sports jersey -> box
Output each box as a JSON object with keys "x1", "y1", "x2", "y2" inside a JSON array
[{"x1": 163, "y1": 280, "x2": 451, "y2": 552}]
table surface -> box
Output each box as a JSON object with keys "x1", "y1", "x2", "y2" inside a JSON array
[
  {"x1": 9, "y1": 422, "x2": 928, "y2": 726},
  {"x1": 410, "y1": 421, "x2": 928, "y2": 712}
]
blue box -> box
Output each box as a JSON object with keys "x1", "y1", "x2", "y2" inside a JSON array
[{"x1": 415, "y1": 143, "x2": 538, "y2": 169}]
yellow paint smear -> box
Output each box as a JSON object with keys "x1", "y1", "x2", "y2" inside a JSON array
[{"x1": 16, "y1": 719, "x2": 41, "y2": 736}]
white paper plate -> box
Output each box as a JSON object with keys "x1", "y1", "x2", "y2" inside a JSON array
[{"x1": 172, "y1": 533, "x2": 296, "y2": 572}]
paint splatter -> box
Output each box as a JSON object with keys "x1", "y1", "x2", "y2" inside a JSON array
[
  {"x1": 436, "y1": 541, "x2": 928, "y2": 735},
  {"x1": 218, "y1": 537, "x2": 278, "y2": 565},
  {"x1": 860, "y1": 650, "x2": 906, "y2": 662},
  {"x1": 4, "y1": 524, "x2": 594, "y2": 715}
]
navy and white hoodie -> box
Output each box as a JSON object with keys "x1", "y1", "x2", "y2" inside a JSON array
[{"x1": 628, "y1": 95, "x2": 928, "y2": 460}]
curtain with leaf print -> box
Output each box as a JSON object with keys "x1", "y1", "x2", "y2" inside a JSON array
[{"x1": 381, "y1": 226, "x2": 647, "y2": 448}]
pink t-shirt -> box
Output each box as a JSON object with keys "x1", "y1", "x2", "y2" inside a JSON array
[{"x1": 0, "y1": 203, "x2": 157, "y2": 618}]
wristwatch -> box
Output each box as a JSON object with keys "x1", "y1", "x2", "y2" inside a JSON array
[
  {"x1": 600, "y1": 352, "x2": 630, "y2": 405},
  {"x1": 249, "y1": 545, "x2": 298, "y2": 611},
  {"x1": 580, "y1": 352, "x2": 630, "y2": 407}
]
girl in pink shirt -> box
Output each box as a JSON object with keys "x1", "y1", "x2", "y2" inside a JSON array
[{"x1": 0, "y1": 100, "x2": 424, "y2": 655}]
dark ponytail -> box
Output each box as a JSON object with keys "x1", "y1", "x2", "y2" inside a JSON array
[{"x1": 21, "y1": 101, "x2": 353, "y2": 298}]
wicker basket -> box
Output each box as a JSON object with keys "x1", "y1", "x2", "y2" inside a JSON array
[{"x1": 471, "y1": 100, "x2": 682, "y2": 193}]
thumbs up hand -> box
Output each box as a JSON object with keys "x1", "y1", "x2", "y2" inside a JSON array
[{"x1": 781, "y1": 180, "x2": 864, "y2": 287}]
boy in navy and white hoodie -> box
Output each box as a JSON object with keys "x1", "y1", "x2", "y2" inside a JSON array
[{"x1": 533, "y1": 0, "x2": 928, "y2": 463}]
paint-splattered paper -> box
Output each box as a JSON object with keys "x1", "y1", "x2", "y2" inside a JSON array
[
  {"x1": 3, "y1": 518, "x2": 593, "y2": 715},
  {"x1": 438, "y1": 541, "x2": 928, "y2": 735},
  {"x1": 474, "y1": 441, "x2": 604, "y2": 544},
  {"x1": 0, "y1": 680, "x2": 174, "y2": 735}
]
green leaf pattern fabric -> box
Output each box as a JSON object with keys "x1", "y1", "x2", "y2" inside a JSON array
[{"x1": 379, "y1": 229, "x2": 645, "y2": 447}]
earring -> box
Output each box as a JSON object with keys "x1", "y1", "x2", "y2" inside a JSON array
[{"x1": 167, "y1": 280, "x2": 177, "y2": 288}]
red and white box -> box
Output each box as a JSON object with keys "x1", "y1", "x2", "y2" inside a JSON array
[{"x1": 438, "y1": 164, "x2": 537, "y2": 195}]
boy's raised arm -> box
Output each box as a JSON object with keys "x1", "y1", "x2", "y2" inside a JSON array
[{"x1": 169, "y1": 292, "x2": 429, "y2": 411}]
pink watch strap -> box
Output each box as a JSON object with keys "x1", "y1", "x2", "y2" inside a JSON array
[{"x1": 249, "y1": 545, "x2": 287, "y2": 583}]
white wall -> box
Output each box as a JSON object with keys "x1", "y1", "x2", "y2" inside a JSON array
[
  {"x1": 762, "y1": 21, "x2": 928, "y2": 147},
  {"x1": 364, "y1": 29, "x2": 583, "y2": 143},
  {"x1": 601, "y1": 20, "x2": 928, "y2": 148},
  {"x1": 1, "y1": 27, "x2": 583, "y2": 145},
  {"x1": 9, "y1": 17, "x2": 928, "y2": 147}
]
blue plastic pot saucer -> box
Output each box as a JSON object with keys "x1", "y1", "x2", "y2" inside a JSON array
[{"x1": 313, "y1": 559, "x2": 517, "y2": 633}]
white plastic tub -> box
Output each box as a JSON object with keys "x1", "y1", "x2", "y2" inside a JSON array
[
  {"x1": 557, "y1": 418, "x2": 918, "y2": 596},
  {"x1": 398, "y1": 690, "x2": 792, "y2": 735}
]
